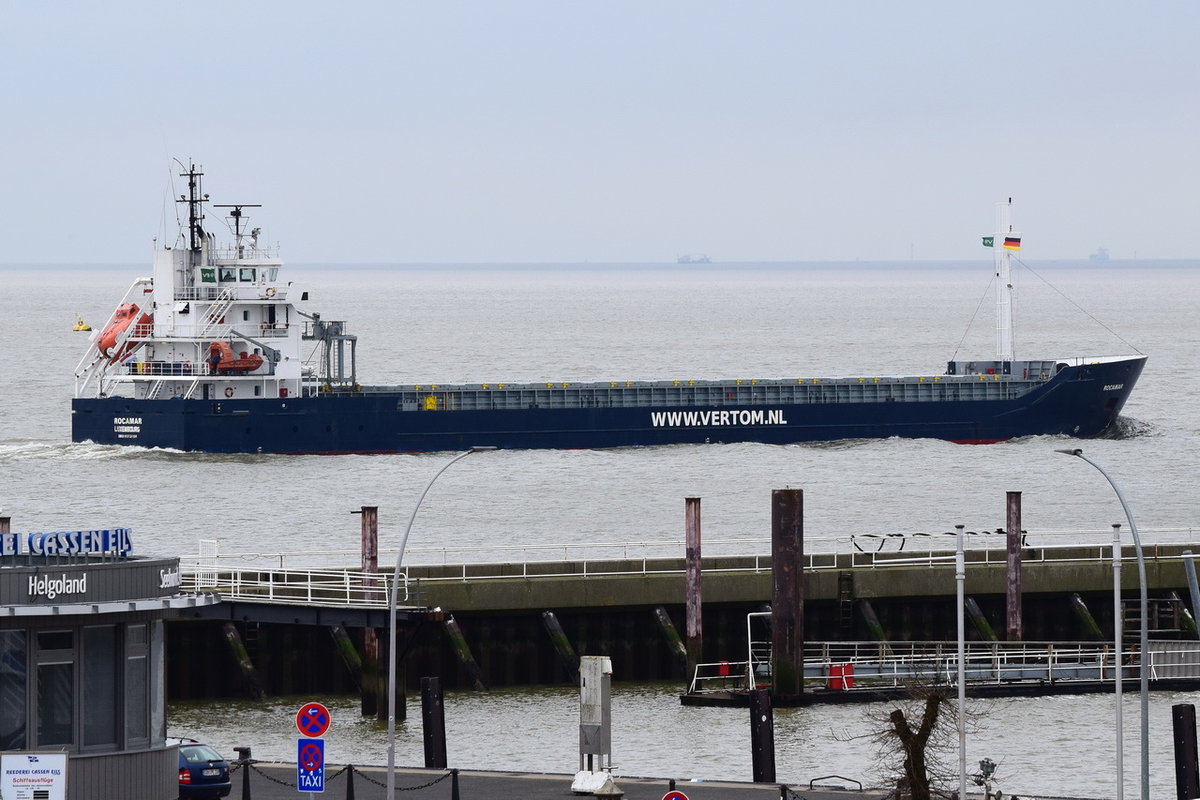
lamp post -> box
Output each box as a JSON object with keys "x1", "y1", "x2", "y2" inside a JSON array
[
  {"x1": 386, "y1": 446, "x2": 497, "y2": 798},
  {"x1": 1057, "y1": 448, "x2": 1148, "y2": 800},
  {"x1": 955, "y1": 524, "x2": 967, "y2": 800}
]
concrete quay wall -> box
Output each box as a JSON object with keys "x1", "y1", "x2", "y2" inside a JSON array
[{"x1": 402, "y1": 543, "x2": 1194, "y2": 612}]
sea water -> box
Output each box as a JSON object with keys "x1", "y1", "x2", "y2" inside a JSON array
[{"x1": 2, "y1": 261, "x2": 1198, "y2": 796}]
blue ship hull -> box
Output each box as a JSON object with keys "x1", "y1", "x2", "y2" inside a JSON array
[{"x1": 71, "y1": 356, "x2": 1146, "y2": 454}]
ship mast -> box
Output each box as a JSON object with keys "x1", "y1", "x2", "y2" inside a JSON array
[
  {"x1": 994, "y1": 198, "x2": 1018, "y2": 367},
  {"x1": 178, "y1": 162, "x2": 208, "y2": 266}
]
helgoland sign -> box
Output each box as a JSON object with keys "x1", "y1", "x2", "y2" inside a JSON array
[{"x1": 0, "y1": 528, "x2": 132, "y2": 558}]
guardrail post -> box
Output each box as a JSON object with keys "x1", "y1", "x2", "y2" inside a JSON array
[
  {"x1": 750, "y1": 687, "x2": 776, "y2": 782},
  {"x1": 421, "y1": 676, "x2": 448, "y2": 768},
  {"x1": 685, "y1": 497, "x2": 703, "y2": 682},
  {"x1": 234, "y1": 746, "x2": 252, "y2": 800},
  {"x1": 1006, "y1": 491, "x2": 1023, "y2": 641},
  {"x1": 1173, "y1": 704, "x2": 1200, "y2": 800}
]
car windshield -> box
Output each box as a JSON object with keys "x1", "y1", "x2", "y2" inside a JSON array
[{"x1": 181, "y1": 745, "x2": 224, "y2": 763}]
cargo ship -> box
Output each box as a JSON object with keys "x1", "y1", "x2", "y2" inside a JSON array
[{"x1": 72, "y1": 167, "x2": 1146, "y2": 454}]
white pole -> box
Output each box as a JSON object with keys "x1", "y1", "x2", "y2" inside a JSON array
[
  {"x1": 1112, "y1": 523, "x2": 1124, "y2": 800},
  {"x1": 956, "y1": 523, "x2": 967, "y2": 800},
  {"x1": 386, "y1": 446, "x2": 496, "y2": 799},
  {"x1": 1058, "y1": 448, "x2": 1148, "y2": 800},
  {"x1": 993, "y1": 199, "x2": 1015, "y2": 365}
]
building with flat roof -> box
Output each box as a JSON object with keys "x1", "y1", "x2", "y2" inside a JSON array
[{"x1": 0, "y1": 519, "x2": 216, "y2": 799}]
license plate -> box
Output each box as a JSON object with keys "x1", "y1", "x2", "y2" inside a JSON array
[{"x1": 202, "y1": 768, "x2": 220, "y2": 777}]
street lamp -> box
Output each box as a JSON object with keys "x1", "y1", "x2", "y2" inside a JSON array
[
  {"x1": 955, "y1": 524, "x2": 967, "y2": 800},
  {"x1": 386, "y1": 446, "x2": 497, "y2": 798},
  {"x1": 1056, "y1": 448, "x2": 1148, "y2": 800}
]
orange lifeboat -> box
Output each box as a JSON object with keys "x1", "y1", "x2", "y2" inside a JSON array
[
  {"x1": 98, "y1": 304, "x2": 152, "y2": 361},
  {"x1": 207, "y1": 341, "x2": 264, "y2": 374}
]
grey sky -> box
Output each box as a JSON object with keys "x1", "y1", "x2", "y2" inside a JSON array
[{"x1": 2, "y1": 1, "x2": 1197, "y2": 264}]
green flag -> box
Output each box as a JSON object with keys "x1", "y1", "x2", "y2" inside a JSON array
[{"x1": 981, "y1": 236, "x2": 994, "y2": 248}]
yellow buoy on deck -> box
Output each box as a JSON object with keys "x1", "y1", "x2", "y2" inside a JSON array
[{"x1": 73, "y1": 314, "x2": 92, "y2": 331}]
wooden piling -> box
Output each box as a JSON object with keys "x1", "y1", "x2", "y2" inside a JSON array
[
  {"x1": 770, "y1": 489, "x2": 804, "y2": 700},
  {"x1": 965, "y1": 598, "x2": 998, "y2": 641},
  {"x1": 421, "y1": 676, "x2": 448, "y2": 769},
  {"x1": 1173, "y1": 703, "x2": 1200, "y2": 800},
  {"x1": 1069, "y1": 593, "x2": 1106, "y2": 641},
  {"x1": 542, "y1": 610, "x2": 580, "y2": 679},
  {"x1": 652, "y1": 606, "x2": 688, "y2": 673},
  {"x1": 220, "y1": 622, "x2": 265, "y2": 700},
  {"x1": 1173, "y1": 591, "x2": 1199, "y2": 637},
  {"x1": 357, "y1": 506, "x2": 382, "y2": 717},
  {"x1": 1006, "y1": 491, "x2": 1023, "y2": 641},
  {"x1": 859, "y1": 599, "x2": 890, "y2": 643},
  {"x1": 685, "y1": 497, "x2": 703, "y2": 681},
  {"x1": 329, "y1": 625, "x2": 364, "y2": 688},
  {"x1": 0, "y1": 516, "x2": 9, "y2": 534},
  {"x1": 443, "y1": 614, "x2": 486, "y2": 691},
  {"x1": 749, "y1": 687, "x2": 776, "y2": 783}
]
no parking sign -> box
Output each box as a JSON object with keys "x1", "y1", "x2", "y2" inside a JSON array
[
  {"x1": 295, "y1": 702, "x2": 331, "y2": 737},
  {"x1": 297, "y1": 738, "x2": 325, "y2": 792},
  {"x1": 296, "y1": 702, "x2": 331, "y2": 793}
]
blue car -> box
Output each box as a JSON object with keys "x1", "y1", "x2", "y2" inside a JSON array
[{"x1": 173, "y1": 739, "x2": 231, "y2": 799}]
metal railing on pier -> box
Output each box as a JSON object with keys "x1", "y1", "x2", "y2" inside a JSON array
[
  {"x1": 181, "y1": 565, "x2": 394, "y2": 608},
  {"x1": 180, "y1": 527, "x2": 1200, "y2": 589},
  {"x1": 688, "y1": 640, "x2": 1200, "y2": 695}
]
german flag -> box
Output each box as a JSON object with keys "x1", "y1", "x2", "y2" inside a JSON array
[{"x1": 1003, "y1": 237, "x2": 1021, "y2": 251}]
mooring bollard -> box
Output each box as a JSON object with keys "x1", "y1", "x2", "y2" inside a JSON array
[
  {"x1": 344, "y1": 764, "x2": 355, "y2": 800},
  {"x1": 233, "y1": 746, "x2": 252, "y2": 800},
  {"x1": 451, "y1": 768, "x2": 461, "y2": 800}
]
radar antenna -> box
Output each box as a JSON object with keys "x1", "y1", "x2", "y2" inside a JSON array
[{"x1": 214, "y1": 203, "x2": 263, "y2": 258}]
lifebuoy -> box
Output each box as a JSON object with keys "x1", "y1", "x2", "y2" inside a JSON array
[
  {"x1": 224, "y1": 387, "x2": 234, "y2": 398},
  {"x1": 265, "y1": 287, "x2": 277, "y2": 298}
]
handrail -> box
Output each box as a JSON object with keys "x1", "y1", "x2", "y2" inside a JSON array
[
  {"x1": 180, "y1": 565, "x2": 401, "y2": 608},
  {"x1": 180, "y1": 528, "x2": 1200, "y2": 580},
  {"x1": 687, "y1": 639, "x2": 1200, "y2": 695}
]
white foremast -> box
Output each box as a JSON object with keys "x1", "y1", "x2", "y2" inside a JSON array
[{"x1": 993, "y1": 198, "x2": 1018, "y2": 365}]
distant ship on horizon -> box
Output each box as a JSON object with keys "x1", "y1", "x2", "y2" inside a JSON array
[{"x1": 676, "y1": 254, "x2": 712, "y2": 264}]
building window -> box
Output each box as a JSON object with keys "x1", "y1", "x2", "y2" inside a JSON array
[
  {"x1": 0, "y1": 630, "x2": 27, "y2": 749},
  {"x1": 36, "y1": 630, "x2": 74, "y2": 747},
  {"x1": 37, "y1": 662, "x2": 73, "y2": 746},
  {"x1": 83, "y1": 626, "x2": 119, "y2": 748},
  {"x1": 125, "y1": 624, "x2": 148, "y2": 744}
]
